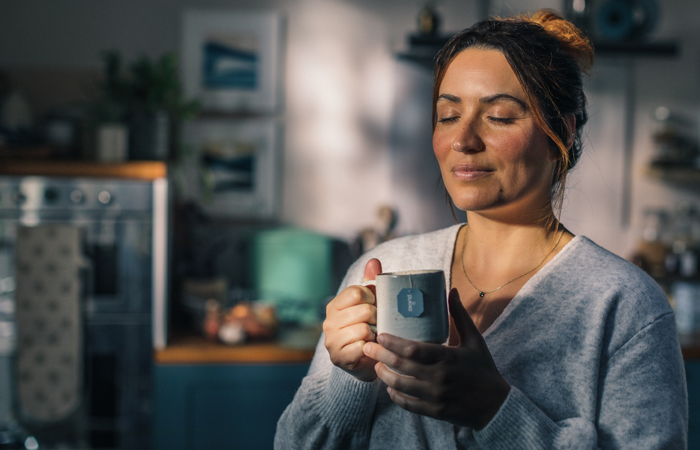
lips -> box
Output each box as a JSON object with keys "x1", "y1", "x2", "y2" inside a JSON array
[{"x1": 451, "y1": 164, "x2": 494, "y2": 180}]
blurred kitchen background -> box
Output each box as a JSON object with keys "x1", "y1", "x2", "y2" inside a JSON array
[{"x1": 0, "y1": 0, "x2": 699, "y2": 449}]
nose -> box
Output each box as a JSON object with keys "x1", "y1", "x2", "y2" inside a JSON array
[{"x1": 451, "y1": 118, "x2": 484, "y2": 153}]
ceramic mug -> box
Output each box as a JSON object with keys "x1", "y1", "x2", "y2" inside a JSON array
[{"x1": 363, "y1": 270, "x2": 449, "y2": 343}]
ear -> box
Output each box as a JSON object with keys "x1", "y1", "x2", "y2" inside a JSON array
[
  {"x1": 564, "y1": 114, "x2": 576, "y2": 151},
  {"x1": 549, "y1": 114, "x2": 576, "y2": 162}
]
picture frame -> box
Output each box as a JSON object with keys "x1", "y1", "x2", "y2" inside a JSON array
[
  {"x1": 183, "y1": 119, "x2": 281, "y2": 218},
  {"x1": 182, "y1": 10, "x2": 284, "y2": 114}
]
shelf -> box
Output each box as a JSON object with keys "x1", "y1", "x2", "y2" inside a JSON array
[
  {"x1": 645, "y1": 164, "x2": 700, "y2": 184},
  {"x1": 197, "y1": 111, "x2": 281, "y2": 120},
  {"x1": 653, "y1": 274, "x2": 700, "y2": 286},
  {"x1": 0, "y1": 160, "x2": 167, "y2": 180},
  {"x1": 396, "y1": 34, "x2": 679, "y2": 68},
  {"x1": 593, "y1": 40, "x2": 679, "y2": 58},
  {"x1": 0, "y1": 146, "x2": 54, "y2": 160},
  {"x1": 396, "y1": 33, "x2": 450, "y2": 68}
]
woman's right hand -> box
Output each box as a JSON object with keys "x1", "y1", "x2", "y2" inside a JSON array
[{"x1": 323, "y1": 258, "x2": 382, "y2": 382}]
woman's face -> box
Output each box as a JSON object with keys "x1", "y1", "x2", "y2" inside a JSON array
[{"x1": 433, "y1": 48, "x2": 557, "y2": 219}]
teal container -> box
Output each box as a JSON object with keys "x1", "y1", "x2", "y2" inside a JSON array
[{"x1": 252, "y1": 228, "x2": 333, "y2": 324}]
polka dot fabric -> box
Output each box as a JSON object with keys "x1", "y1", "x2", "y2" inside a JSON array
[{"x1": 15, "y1": 225, "x2": 83, "y2": 422}]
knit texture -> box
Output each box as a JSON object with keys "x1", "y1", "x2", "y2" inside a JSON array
[{"x1": 275, "y1": 224, "x2": 688, "y2": 449}]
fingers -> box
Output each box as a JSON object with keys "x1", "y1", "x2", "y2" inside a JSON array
[
  {"x1": 329, "y1": 303, "x2": 377, "y2": 330},
  {"x1": 325, "y1": 323, "x2": 376, "y2": 365},
  {"x1": 371, "y1": 358, "x2": 444, "y2": 411},
  {"x1": 328, "y1": 258, "x2": 382, "y2": 316},
  {"x1": 367, "y1": 343, "x2": 453, "y2": 422},
  {"x1": 323, "y1": 301, "x2": 376, "y2": 349},
  {"x1": 327, "y1": 285, "x2": 375, "y2": 313},
  {"x1": 363, "y1": 258, "x2": 383, "y2": 283},
  {"x1": 447, "y1": 288, "x2": 480, "y2": 348},
  {"x1": 363, "y1": 339, "x2": 435, "y2": 380},
  {"x1": 322, "y1": 259, "x2": 384, "y2": 381},
  {"x1": 364, "y1": 341, "x2": 407, "y2": 372},
  {"x1": 374, "y1": 333, "x2": 446, "y2": 365},
  {"x1": 363, "y1": 258, "x2": 382, "y2": 300},
  {"x1": 386, "y1": 386, "x2": 439, "y2": 419},
  {"x1": 338, "y1": 323, "x2": 377, "y2": 347},
  {"x1": 365, "y1": 342, "x2": 430, "y2": 399}
]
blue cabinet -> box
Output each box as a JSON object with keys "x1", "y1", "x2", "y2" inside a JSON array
[
  {"x1": 686, "y1": 361, "x2": 700, "y2": 448},
  {"x1": 154, "y1": 363, "x2": 309, "y2": 450},
  {"x1": 157, "y1": 360, "x2": 699, "y2": 448}
]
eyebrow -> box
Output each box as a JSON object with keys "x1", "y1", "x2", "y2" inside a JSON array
[
  {"x1": 436, "y1": 93, "x2": 461, "y2": 104},
  {"x1": 481, "y1": 93, "x2": 528, "y2": 109},
  {"x1": 437, "y1": 93, "x2": 528, "y2": 110}
]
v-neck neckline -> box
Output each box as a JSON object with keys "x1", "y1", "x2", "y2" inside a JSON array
[{"x1": 443, "y1": 223, "x2": 581, "y2": 338}]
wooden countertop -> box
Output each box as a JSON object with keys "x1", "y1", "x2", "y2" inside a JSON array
[
  {"x1": 0, "y1": 160, "x2": 167, "y2": 180},
  {"x1": 680, "y1": 333, "x2": 700, "y2": 359},
  {"x1": 157, "y1": 331, "x2": 700, "y2": 364},
  {"x1": 155, "y1": 333, "x2": 316, "y2": 365}
]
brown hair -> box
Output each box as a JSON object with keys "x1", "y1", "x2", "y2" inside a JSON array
[{"x1": 433, "y1": 10, "x2": 594, "y2": 226}]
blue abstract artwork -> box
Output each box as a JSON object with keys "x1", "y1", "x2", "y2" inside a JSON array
[{"x1": 202, "y1": 39, "x2": 259, "y2": 90}]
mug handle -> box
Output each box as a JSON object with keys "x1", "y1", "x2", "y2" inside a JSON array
[{"x1": 361, "y1": 280, "x2": 378, "y2": 335}]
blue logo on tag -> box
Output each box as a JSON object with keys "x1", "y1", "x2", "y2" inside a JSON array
[{"x1": 397, "y1": 288, "x2": 424, "y2": 318}]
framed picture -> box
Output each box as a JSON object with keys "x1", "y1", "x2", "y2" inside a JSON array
[
  {"x1": 182, "y1": 10, "x2": 284, "y2": 113},
  {"x1": 183, "y1": 119, "x2": 281, "y2": 218}
]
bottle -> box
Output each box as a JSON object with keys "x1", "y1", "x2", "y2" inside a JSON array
[
  {"x1": 672, "y1": 203, "x2": 699, "y2": 278},
  {"x1": 634, "y1": 208, "x2": 669, "y2": 278}
]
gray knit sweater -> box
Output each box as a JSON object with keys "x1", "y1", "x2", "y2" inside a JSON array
[{"x1": 275, "y1": 224, "x2": 688, "y2": 449}]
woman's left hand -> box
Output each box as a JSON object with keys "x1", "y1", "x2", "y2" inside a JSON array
[{"x1": 362, "y1": 288, "x2": 511, "y2": 430}]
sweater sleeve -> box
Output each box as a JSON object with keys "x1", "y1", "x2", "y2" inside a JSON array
[
  {"x1": 471, "y1": 312, "x2": 687, "y2": 449},
  {"x1": 275, "y1": 256, "x2": 381, "y2": 450},
  {"x1": 274, "y1": 335, "x2": 380, "y2": 450}
]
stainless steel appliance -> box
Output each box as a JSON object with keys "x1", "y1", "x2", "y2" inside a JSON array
[{"x1": 0, "y1": 174, "x2": 168, "y2": 449}]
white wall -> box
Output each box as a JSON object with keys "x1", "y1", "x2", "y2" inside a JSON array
[
  {"x1": 0, "y1": 0, "x2": 474, "y2": 241},
  {"x1": 0, "y1": 0, "x2": 698, "y2": 256},
  {"x1": 547, "y1": 0, "x2": 700, "y2": 259}
]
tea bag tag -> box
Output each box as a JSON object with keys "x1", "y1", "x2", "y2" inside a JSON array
[{"x1": 397, "y1": 288, "x2": 424, "y2": 318}]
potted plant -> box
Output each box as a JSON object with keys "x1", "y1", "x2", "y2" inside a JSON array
[{"x1": 98, "y1": 50, "x2": 200, "y2": 161}]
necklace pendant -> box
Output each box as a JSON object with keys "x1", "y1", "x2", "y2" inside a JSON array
[{"x1": 479, "y1": 292, "x2": 484, "y2": 297}]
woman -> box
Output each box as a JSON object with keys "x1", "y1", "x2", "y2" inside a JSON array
[{"x1": 276, "y1": 10, "x2": 687, "y2": 449}]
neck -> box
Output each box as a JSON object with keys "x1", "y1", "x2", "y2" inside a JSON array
[{"x1": 461, "y1": 211, "x2": 561, "y2": 272}]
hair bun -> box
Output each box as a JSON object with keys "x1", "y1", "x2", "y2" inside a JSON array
[{"x1": 527, "y1": 10, "x2": 594, "y2": 73}]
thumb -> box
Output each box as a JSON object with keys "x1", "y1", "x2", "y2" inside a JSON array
[
  {"x1": 362, "y1": 258, "x2": 382, "y2": 303},
  {"x1": 448, "y1": 288, "x2": 480, "y2": 347},
  {"x1": 363, "y1": 258, "x2": 382, "y2": 283}
]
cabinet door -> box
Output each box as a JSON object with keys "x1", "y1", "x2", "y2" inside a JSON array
[
  {"x1": 155, "y1": 363, "x2": 309, "y2": 450},
  {"x1": 686, "y1": 361, "x2": 700, "y2": 447}
]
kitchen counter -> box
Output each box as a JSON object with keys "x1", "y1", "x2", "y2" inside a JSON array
[
  {"x1": 154, "y1": 331, "x2": 314, "y2": 449},
  {"x1": 156, "y1": 331, "x2": 700, "y2": 362},
  {"x1": 679, "y1": 333, "x2": 700, "y2": 359},
  {"x1": 157, "y1": 328, "x2": 700, "y2": 364},
  {"x1": 154, "y1": 333, "x2": 316, "y2": 365},
  {"x1": 154, "y1": 331, "x2": 700, "y2": 449}
]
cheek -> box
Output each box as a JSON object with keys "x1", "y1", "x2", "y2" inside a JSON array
[
  {"x1": 432, "y1": 132, "x2": 450, "y2": 163},
  {"x1": 488, "y1": 130, "x2": 546, "y2": 168}
]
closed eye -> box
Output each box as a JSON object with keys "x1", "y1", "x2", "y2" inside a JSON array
[
  {"x1": 438, "y1": 116, "x2": 459, "y2": 124},
  {"x1": 488, "y1": 116, "x2": 515, "y2": 124}
]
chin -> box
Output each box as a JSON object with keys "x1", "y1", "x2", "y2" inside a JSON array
[{"x1": 451, "y1": 198, "x2": 501, "y2": 213}]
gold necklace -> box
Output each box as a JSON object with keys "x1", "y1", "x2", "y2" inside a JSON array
[{"x1": 461, "y1": 226, "x2": 564, "y2": 298}]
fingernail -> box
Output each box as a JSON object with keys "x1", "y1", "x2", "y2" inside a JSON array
[{"x1": 363, "y1": 342, "x2": 372, "y2": 356}]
